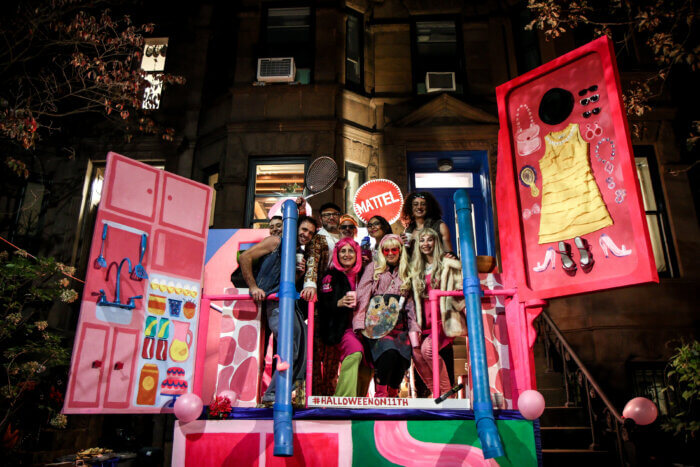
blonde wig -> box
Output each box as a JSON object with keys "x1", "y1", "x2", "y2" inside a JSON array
[
  {"x1": 405, "y1": 228, "x2": 446, "y2": 298},
  {"x1": 374, "y1": 235, "x2": 411, "y2": 287}
]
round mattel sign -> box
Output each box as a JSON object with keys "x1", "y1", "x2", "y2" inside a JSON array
[{"x1": 353, "y1": 179, "x2": 404, "y2": 224}]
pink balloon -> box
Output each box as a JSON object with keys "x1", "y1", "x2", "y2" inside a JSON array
[
  {"x1": 218, "y1": 390, "x2": 239, "y2": 405},
  {"x1": 622, "y1": 397, "x2": 658, "y2": 426},
  {"x1": 518, "y1": 389, "x2": 545, "y2": 420},
  {"x1": 174, "y1": 393, "x2": 203, "y2": 423}
]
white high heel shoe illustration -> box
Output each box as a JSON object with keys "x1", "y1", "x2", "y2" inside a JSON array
[
  {"x1": 533, "y1": 247, "x2": 556, "y2": 272},
  {"x1": 599, "y1": 233, "x2": 632, "y2": 257}
]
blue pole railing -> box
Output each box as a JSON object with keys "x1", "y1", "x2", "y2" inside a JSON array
[
  {"x1": 454, "y1": 189, "x2": 505, "y2": 459},
  {"x1": 273, "y1": 199, "x2": 298, "y2": 456}
]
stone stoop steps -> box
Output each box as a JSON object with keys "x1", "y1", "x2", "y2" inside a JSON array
[{"x1": 535, "y1": 344, "x2": 617, "y2": 466}]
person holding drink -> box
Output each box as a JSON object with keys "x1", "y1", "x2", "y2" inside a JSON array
[{"x1": 318, "y1": 238, "x2": 369, "y2": 397}]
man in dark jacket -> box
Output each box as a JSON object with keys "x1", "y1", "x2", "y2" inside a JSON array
[{"x1": 239, "y1": 215, "x2": 317, "y2": 405}]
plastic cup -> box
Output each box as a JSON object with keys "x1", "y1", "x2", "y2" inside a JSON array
[
  {"x1": 296, "y1": 253, "x2": 304, "y2": 268},
  {"x1": 346, "y1": 291, "x2": 356, "y2": 308},
  {"x1": 403, "y1": 232, "x2": 413, "y2": 246}
]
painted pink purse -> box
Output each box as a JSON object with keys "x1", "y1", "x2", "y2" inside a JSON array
[{"x1": 515, "y1": 104, "x2": 542, "y2": 156}]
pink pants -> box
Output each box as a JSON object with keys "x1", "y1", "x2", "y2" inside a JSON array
[{"x1": 412, "y1": 336, "x2": 452, "y2": 397}]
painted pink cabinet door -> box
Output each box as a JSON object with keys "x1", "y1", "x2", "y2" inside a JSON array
[
  {"x1": 103, "y1": 328, "x2": 140, "y2": 409},
  {"x1": 151, "y1": 230, "x2": 206, "y2": 280},
  {"x1": 67, "y1": 324, "x2": 109, "y2": 408},
  {"x1": 160, "y1": 174, "x2": 210, "y2": 237},
  {"x1": 104, "y1": 154, "x2": 159, "y2": 222}
]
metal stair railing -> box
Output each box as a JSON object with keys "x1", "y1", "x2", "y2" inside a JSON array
[{"x1": 537, "y1": 309, "x2": 640, "y2": 466}]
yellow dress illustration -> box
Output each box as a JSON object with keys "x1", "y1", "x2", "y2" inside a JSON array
[{"x1": 538, "y1": 123, "x2": 612, "y2": 244}]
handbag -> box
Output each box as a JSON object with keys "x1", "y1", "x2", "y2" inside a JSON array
[
  {"x1": 362, "y1": 294, "x2": 403, "y2": 339},
  {"x1": 515, "y1": 104, "x2": 541, "y2": 157}
]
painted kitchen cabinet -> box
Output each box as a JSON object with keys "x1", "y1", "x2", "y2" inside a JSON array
[
  {"x1": 64, "y1": 152, "x2": 212, "y2": 414},
  {"x1": 104, "y1": 328, "x2": 140, "y2": 409},
  {"x1": 66, "y1": 323, "x2": 109, "y2": 408},
  {"x1": 103, "y1": 157, "x2": 160, "y2": 222}
]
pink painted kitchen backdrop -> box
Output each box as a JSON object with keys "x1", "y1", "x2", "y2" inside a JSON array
[{"x1": 63, "y1": 152, "x2": 212, "y2": 414}]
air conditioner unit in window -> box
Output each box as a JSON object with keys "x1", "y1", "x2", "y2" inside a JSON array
[
  {"x1": 257, "y1": 57, "x2": 296, "y2": 83},
  {"x1": 425, "y1": 72, "x2": 456, "y2": 92}
]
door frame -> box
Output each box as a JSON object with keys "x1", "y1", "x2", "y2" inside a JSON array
[{"x1": 407, "y1": 150, "x2": 495, "y2": 257}]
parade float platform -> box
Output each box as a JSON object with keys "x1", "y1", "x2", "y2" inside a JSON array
[{"x1": 173, "y1": 408, "x2": 540, "y2": 467}]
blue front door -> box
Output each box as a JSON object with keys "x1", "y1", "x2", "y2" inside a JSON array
[{"x1": 407, "y1": 151, "x2": 495, "y2": 257}]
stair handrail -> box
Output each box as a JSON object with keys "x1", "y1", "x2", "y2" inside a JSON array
[{"x1": 539, "y1": 309, "x2": 624, "y2": 423}]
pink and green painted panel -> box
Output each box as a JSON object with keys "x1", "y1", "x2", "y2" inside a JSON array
[{"x1": 173, "y1": 419, "x2": 537, "y2": 466}]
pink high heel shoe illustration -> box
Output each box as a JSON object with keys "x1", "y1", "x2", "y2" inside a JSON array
[
  {"x1": 599, "y1": 233, "x2": 632, "y2": 257},
  {"x1": 533, "y1": 247, "x2": 556, "y2": 272}
]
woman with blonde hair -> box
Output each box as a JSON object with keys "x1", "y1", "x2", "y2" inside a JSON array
[
  {"x1": 405, "y1": 228, "x2": 464, "y2": 397},
  {"x1": 354, "y1": 234, "x2": 418, "y2": 397}
]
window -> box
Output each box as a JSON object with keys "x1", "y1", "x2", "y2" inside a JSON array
[
  {"x1": 512, "y1": 6, "x2": 541, "y2": 74},
  {"x1": 141, "y1": 38, "x2": 169, "y2": 109},
  {"x1": 263, "y1": 7, "x2": 313, "y2": 79},
  {"x1": 246, "y1": 158, "x2": 309, "y2": 229},
  {"x1": 629, "y1": 362, "x2": 670, "y2": 416},
  {"x1": 412, "y1": 19, "x2": 464, "y2": 94},
  {"x1": 345, "y1": 11, "x2": 363, "y2": 91},
  {"x1": 14, "y1": 181, "x2": 47, "y2": 238},
  {"x1": 414, "y1": 172, "x2": 473, "y2": 189},
  {"x1": 344, "y1": 163, "x2": 366, "y2": 217},
  {"x1": 204, "y1": 165, "x2": 219, "y2": 227},
  {"x1": 634, "y1": 146, "x2": 677, "y2": 277}
]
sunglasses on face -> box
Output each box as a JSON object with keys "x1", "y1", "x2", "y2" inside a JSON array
[
  {"x1": 578, "y1": 85, "x2": 598, "y2": 96},
  {"x1": 321, "y1": 212, "x2": 340, "y2": 219},
  {"x1": 583, "y1": 107, "x2": 601, "y2": 118},
  {"x1": 340, "y1": 224, "x2": 356, "y2": 231},
  {"x1": 367, "y1": 221, "x2": 382, "y2": 228},
  {"x1": 382, "y1": 247, "x2": 400, "y2": 255},
  {"x1": 580, "y1": 94, "x2": 599, "y2": 105}
]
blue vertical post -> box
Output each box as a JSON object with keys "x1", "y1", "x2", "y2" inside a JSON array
[
  {"x1": 273, "y1": 199, "x2": 298, "y2": 457},
  {"x1": 454, "y1": 189, "x2": 505, "y2": 459}
]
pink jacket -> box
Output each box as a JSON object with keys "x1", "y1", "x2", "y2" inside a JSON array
[{"x1": 353, "y1": 263, "x2": 420, "y2": 333}]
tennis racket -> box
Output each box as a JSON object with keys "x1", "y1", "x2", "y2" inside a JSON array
[{"x1": 303, "y1": 156, "x2": 338, "y2": 200}]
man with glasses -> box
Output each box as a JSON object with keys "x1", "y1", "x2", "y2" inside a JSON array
[
  {"x1": 301, "y1": 202, "x2": 352, "y2": 396},
  {"x1": 338, "y1": 214, "x2": 358, "y2": 240},
  {"x1": 301, "y1": 202, "x2": 342, "y2": 302}
]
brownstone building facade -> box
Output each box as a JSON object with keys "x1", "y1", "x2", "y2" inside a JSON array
[{"x1": 2, "y1": 0, "x2": 698, "y2": 426}]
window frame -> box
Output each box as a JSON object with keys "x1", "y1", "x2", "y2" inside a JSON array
[
  {"x1": 410, "y1": 16, "x2": 466, "y2": 96},
  {"x1": 345, "y1": 9, "x2": 364, "y2": 93},
  {"x1": 245, "y1": 156, "x2": 310, "y2": 228},
  {"x1": 634, "y1": 145, "x2": 678, "y2": 278},
  {"x1": 260, "y1": 4, "x2": 315, "y2": 82},
  {"x1": 140, "y1": 37, "x2": 169, "y2": 110},
  {"x1": 203, "y1": 164, "x2": 220, "y2": 228},
  {"x1": 344, "y1": 162, "x2": 366, "y2": 219}
]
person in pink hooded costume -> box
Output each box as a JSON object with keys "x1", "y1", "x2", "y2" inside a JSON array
[{"x1": 318, "y1": 238, "x2": 371, "y2": 396}]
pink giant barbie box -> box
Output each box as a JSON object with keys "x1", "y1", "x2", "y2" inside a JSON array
[{"x1": 495, "y1": 36, "x2": 658, "y2": 301}]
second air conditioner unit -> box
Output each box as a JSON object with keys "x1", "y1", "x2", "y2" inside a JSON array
[
  {"x1": 425, "y1": 72, "x2": 456, "y2": 92},
  {"x1": 257, "y1": 57, "x2": 296, "y2": 83}
]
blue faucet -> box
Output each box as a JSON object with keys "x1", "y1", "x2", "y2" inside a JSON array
[{"x1": 97, "y1": 258, "x2": 143, "y2": 310}]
